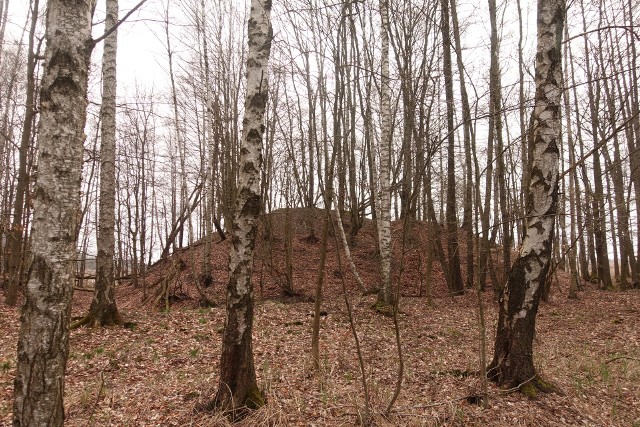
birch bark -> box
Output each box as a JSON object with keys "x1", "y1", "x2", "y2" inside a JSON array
[
  {"x1": 211, "y1": 0, "x2": 272, "y2": 414},
  {"x1": 376, "y1": 0, "x2": 393, "y2": 306},
  {"x1": 489, "y1": 0, "x2": 565, "y2": 392},
  {"x1": 13, "y1": 0, "x2": 95, "y2": 424},
  {"x1": 75, "y1": 0, "x2": 122, "y2": 328}
]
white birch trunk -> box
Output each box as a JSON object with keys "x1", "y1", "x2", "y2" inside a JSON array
[
  {"x1": 13, "y1": 0, "x2": 95, "y2": 424},
  {"x1": 212, "y1": 0, "x2": 272, "y2": 413},
  {"x1": 377, "y1": 0, "x2": 393, "y2": 306},
  {"x1": 79, "y1": 0, "x2": 121, "y2": 327},
  {"x1": 489, "y1": 0, "x2": 565, "y2": 390}
]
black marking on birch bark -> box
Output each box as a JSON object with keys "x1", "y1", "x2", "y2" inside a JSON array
[
  {"x1": 543, "y1": 137, "x2": 559, "y2": 155},
  {"x1": 241, "y1": 194, "x2": 261, "y2": 216},
  {"x1": 531, "y1": 219, "x2": 545, "y2": 234},
  {"x1": 530, "y1": 166, "x2": 551, "y2": 191},
  {"x1": 243, "y1": 161, "x2": 258, "y2": 175},
  {"x1": 264, "y1": 26, "x2": 273, "y2": 51},
  {"x1": 249, "y1": 92, "x2": 268, "y2": 110},
  {"x1": 247, "y1": 128, "x2": 262, "y2": 144}
]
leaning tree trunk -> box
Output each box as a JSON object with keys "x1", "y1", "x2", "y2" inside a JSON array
[
  {"x1": 74, "y1": 0, "x2": 122, "y2": 328},
  {"x1": 489, "y1": 0, "x2": 565, "y2": 394},
  {"x1": 209, "y1": 0, "x2": 272, "y2": 416},
  {"x1": 12, "y1": 0, "x2": 95, "y2": 424}
]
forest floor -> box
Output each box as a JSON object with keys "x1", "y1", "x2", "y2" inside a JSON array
[{"x1": 1, "y1": 209, "x2": 639, "y2": 426}]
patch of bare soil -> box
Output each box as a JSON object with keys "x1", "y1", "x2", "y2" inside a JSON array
[{"x1": 1, "y1": 210, "x2": 639, "y2": 426}]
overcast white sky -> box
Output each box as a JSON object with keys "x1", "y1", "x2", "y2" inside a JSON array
[{"x1": 4, "y1": 0, "x2": 171, "y2": 93}]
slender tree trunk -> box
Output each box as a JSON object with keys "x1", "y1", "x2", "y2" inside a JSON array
[
  {"x1": 488, "y1": 0, "x2": 510, "y2": 294},
  {"x1": 516, "y1": 0, "x2": 528, "y2": 244},
  {"x1": 376, "y1": 0, "x2": 394, "y2": 306},
  {"x1": 13, "y1": 0, "x2": 96, "y2": 424},
  {"x1": 440, "y1": 0, "x2": 464, "y2": 295},
  {"x1": 450, "y1": 0, "x2": 475, "y2": 290},
  {"x1": 479, "y1": 71, "x2": 495, "y2": 290},
  {"x1": 5, "y1": 0, "x2": 40, "y2": 306},
  {"x1": 311, "y1": 144, "x2": 336, "y2": 369},
  {"x1": 565, "y1": 30, "x2": 591, "y2": 281},
  {"x1": 599, "y1": 15, "x2": 635, "y2": 288},
  {"x1": 210, "y1": 0, "x2": 272, "y2": 415},
  {"x1": 563, "y1": 27, "x2": 580, "y2": 298},
  {"x1": 0, "y1": 0, "x2": 10, "y2": 66},
  {"x1": 75, "y1": 0, "x2": 122, "y2": 328},
  {"x1": 626, "y1": 0, "x2": 640, "y2": 283},
  {"x1": 489, "y1": 0, "x2": 565, "y2": 392},
  {"x1": 580, "y1": 0, "x2": 612, "y2": 289}
]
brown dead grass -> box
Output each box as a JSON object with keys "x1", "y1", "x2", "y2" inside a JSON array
[{"x1": 1, "y1": 209, "x2": 639, "y2": 426}]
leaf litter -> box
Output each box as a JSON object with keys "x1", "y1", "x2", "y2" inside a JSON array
[{"x1": 1, "y1": 209, "x2": 639, "y2": 426}]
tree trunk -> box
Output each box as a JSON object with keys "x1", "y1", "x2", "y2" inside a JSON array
[
  {"x1": 516, "y1": 0, "x2": 528, "y2": 244},
  {"x1": 210, "y1": 0, "x2": 272, "y2": 415},
  {"x1": 0, "y1": 0, "x2": 10, "y2": 65},
  {"x1": 599, "y1": 19, "x2": 635, "y2": 288},
  {"x1": 580, "y1": 0, "x2": 612, "y2": 289},
  {"x1": 562, "y1": 25, "x2": 580, "y2": 299},
  {"x1": 488, "y1": 0, "x2": 510, "y2": 294},
  {"x1": 376, "y1": 0, "x2": 394, "y2": 306},
  {"x1": 565, "y1": 30, "x2": 591, "y2": 281},
  {"x1": 450, "y1": 0, "x2": 475, "y2": 290},
  {"x1": 13, "y1": 0, "x2": 95, "y2": 424},
  {"x1": 489, "y1": 0, "x2": 565, "y2": 393},
  {"x1": 4, "y1": 0, "x2": 39, "y2": 306},
  {"x1": 75, "y1": 0, "x2": 122, "y2": 328},
  {"x1": 440, "y1": 0, "x2": 464, "y2": 296}
]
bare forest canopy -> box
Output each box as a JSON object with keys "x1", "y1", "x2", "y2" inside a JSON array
[{"x1": 0, "y1": 0, "x2": 638, "y2": 289}]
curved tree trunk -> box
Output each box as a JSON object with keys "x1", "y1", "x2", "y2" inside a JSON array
[
  {"x1": 75, "y1": 0, "x2": 122, "y2": 328},
  {"x1": 489, "y1": 0, "x2": 565, "y2": 393},
  {"x1": 210, "y1": 0, "x2": 272, "y2": 416},
  {"x1": 12, "y1": 0, "x2": 95, "y2": 424}
]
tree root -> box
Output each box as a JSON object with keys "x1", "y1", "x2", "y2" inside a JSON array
[
  {"x1": 515, "y1": 375, "x2": 556, "y2": 399},
  {"x1": 195, "y1": 385, "x2": 265, "y2": 422},
  {"x1": 70, "y1": 311, "x2": 123, "y2": 329}
]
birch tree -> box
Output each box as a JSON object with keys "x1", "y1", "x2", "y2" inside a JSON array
[
  {"x1": 74, "y1": 0, "x2": 122, "y2": 328},
  {"x1": 376, "y1": 0, "x2": 394, "y2": 307},
  {"x1": 488, "y1": 0, "x2": 565, "y2": 394},
  {"x1": 12, "y1": 0, "x2": 96, "y2": 424},
  {"x1": 206, "y1": 0, "x2": 272, "y2": 415}
]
